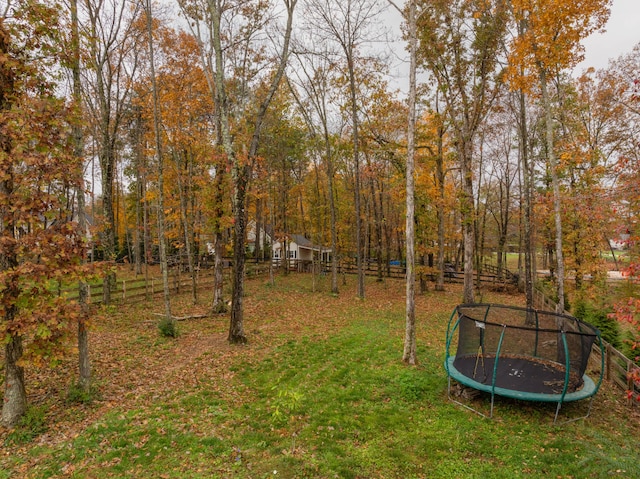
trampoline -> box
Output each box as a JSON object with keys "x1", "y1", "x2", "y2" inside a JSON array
[{"x1": 445, "y1": 304, "x2": 605, "y2": 423}]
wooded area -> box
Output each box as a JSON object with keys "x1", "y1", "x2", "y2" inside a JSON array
[{"x1": 1, "y1": 0, "x2": 639, "y2": 428}]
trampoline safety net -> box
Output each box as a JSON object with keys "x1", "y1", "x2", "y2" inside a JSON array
[{"x1": 452, "y1": 304, "x2": 599, "y2": 395}]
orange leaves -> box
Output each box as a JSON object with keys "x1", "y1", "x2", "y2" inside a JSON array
[
  {"x1": 507, "y1": 0, "x2": 612, "y2": 92},
  {"x1": 0, "y1": 13, "x2": 90, "y2": 377}
]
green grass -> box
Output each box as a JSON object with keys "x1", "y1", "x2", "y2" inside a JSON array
[{"x1": 2, "y1": 274, "x2": 639, "y2": 478}]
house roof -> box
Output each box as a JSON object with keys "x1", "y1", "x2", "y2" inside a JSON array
[
  {"x1": 290, "y1": 234, "x2": 312, "y2": 247},
  {"x1": 288, "y1": 234, "x2": 330, "y2": 252}
]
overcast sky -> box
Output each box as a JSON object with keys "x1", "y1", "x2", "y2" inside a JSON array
[{"x1": 575, "y1": 0, "x2": 640, "y2": 73}]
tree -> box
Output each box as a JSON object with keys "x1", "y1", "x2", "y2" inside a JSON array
[
  {"x1": 69, "y1": 0, "x2": 92, "y2": 391},
  {"x1": 1, "y1": 4, "x2": 87, "y2": 426},
  {"x1": 432, "y1": 99, "x2": 450, "y2": 292},
  {"x1": 81, "y1": 0, "x2": 143, "y2": 303},
  {"x1": 417, "y1": 0, "x2": 509, "y2": 303},
  {"x1": 305, "y1": 0, "x2": 384, "y2": 299},
  {"x1": 388, "y1": 0, "x2": 420, "y2": 363},
  {"x1": 403, "y1": 0, "x2": 417, "y2": 363},
  {"x1": 507, "y1": 0, "x2": 611, "y2": 311},
  {"x1": 287, "y1": 50, "x2": 342, "y2": 294},
  {"x1": 181, "y1": 0, "x2": 297, "y2": 343},
  {"x1": 510, "y1": 17, "x2": 536, "y2": 309},
  {"x1": 142, "y1": 0, "x2": 172, "y2": 323}
]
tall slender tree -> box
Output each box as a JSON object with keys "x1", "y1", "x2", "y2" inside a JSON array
[
  {"x1": 389, "y1": 0, "x2": 421, "y2": 364},
  {"x1": 82, "y1": 0, "x2": 143, "y2": 303},
  {"x1": 507, "y1": 0, "x2": 611, "y2": 312},
  {"x1": 181, "y1": 0, "x2": 297, "y2": 342},
  {"x1": 143, "y1": 0, "x2": 172, "y2": 322},
  {"x1": 305, "y1": 0, "x2": 383, "y2": 299},
  {"x1": 69, "y1": 0, "x2": 92, "y2": 391},
  {"x1": 417, "y1": 0, "x2": 509, "y2": 303}
]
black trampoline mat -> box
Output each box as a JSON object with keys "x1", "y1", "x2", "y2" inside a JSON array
[{"x1": 453, "y1": 354, "x2": 583, "y2": 394}]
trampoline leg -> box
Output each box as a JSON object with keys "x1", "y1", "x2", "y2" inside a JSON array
[
  {"x1": 585, "y1": 396, "x2": 594, "y2": 419},
  {"x1": 555, "y1": 396, "x2": 595, "y2": 426},
  {"x1": 447, "y1": 378, "x2": 490, "y2": 420},
  {"x1": 490, "y1": 393, "x2": 495, "y2": 418},
  {"x1": 553, "y1": 402, "x2": 562, "y2": 424}
]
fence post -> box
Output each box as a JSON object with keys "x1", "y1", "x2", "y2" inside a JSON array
[
  {"x1": 606, "y1": 344, "x2": 611, "y2": 381},
  {"x1": 627, "y1": 360, "x2": 634, "y2": 406},
  {"x1": 122, "y1": 280, "x2": 126, "y2": 300}
]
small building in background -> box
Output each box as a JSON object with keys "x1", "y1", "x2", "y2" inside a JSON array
[{"x1": 272, "y1": 233, "x2": 332, "y2": 271}]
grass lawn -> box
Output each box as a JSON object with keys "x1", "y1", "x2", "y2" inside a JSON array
[{"x1": 1, "y1": 273, "x2": 639, "y2": 478}]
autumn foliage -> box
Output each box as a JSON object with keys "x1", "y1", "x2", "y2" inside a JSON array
[
  {"x1": 3, "y1": 0, "x2": 640, "y2": 429},
  {"x1": 1, "y1": 4, "x2": 89, "y2": 426}
]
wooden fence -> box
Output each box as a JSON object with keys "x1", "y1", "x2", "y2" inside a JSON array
[
  {"x1": 66, "y1": 259, "x2": 639, "y2": 405},
  {"x1": 69, "y1": 259, "x2": 519, "y2": 304},
  {"x1": 334, "y1": 259, "x2": 519, "y2": 287},
  {"x1": 63, "y1": 261, "x2": 272, "y2": 305}
]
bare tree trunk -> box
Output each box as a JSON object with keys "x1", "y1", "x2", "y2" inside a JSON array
[
  {"x1": 135, "y1": 160, "x2": 143, "y2": 276},
  {"x1": 255, "y1": 196, "x2": 263, "y2": 263},
  {"x1": 145, "y1": 0, "x2": 172, "y2": 321},
  {"x1": 327, "y1": 141, "x2": 339, "y2": 294},
  {"x1": 402, "y1": 0, "x2": 418, "y2": 364},
  {"x1": 539, "y1": 67, "x2": 565, "y2": 312},
  {"x1": 348, "y1": 59, "x2": 365, "y2": 299},
  {"x1": 229, "y1": 164, "x2": 249, "y2": 343},
  {"x1": 175, "y1": 150, "x2": 197, "y2": 304},
  {"x1": 280, "y1": 163, "x2": 289, "y2": 276},
  {"x1": 435, "y1": 114, "x2": 446, "y2": 292},
  {"x1": 0, "y1": 204, "x2": 26, "y2": 427},
  {"x1": 71, "y1": 0, "x2": 91, "y2": 389},
  {"x1": 460, "y1": 132, "x2": 475, "y2": 304},
  {"x1": 211, "y1": 154, "x2": 228, "y2": 313},
  {"x1": 101, "y1": 149, "x2": 116, "y2": 305},
  {"x1": 0, "y1": 222, "x2": 26, "y2": 428},
  {"x1": 518, "y1": 87, "x2": 534, "y2": 309},
  {"x1": 0, "y1": 26, "x2": 26, "y2": 426},
  {"x1": 371, "y1": 177, "x2": 383, "y2": 282},
  {"x1": 143, "y1": 166, "x2": 151, "y2": 293},
  {"x1": 2, "y1": 335, "x2": 26, "y2": 428},
  {"x1": 212, "y1": 232, "x2": 226, "y2": 312}
]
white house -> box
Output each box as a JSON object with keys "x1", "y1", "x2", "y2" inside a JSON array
[
  {"x1": 272, "y1": 233, "x2": 332, "y2": 269},
  {"x1": 609, "y1": 229, "x2": 631, "y2": 251},
  {"x1": 246, "y1": 220, "x2": 272, "y2": 255}
]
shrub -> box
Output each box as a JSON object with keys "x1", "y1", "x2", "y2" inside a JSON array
[
  {"x1": 158, "y1": 317, "x2": 178, "y2": 338},
  {"x1": 573, "y1": 299, "x2": 620, "y2": 348},
  {"x1": 5, "y1": 406, "x2": 47, "y2": 445},
  {"x1": 66, "y1": 381, "x2": 100, "y2": 405},
  {"x1": 620, "y1": 330, "x2": 640, "y2": 365},
  {"x1": 270, "y1": 387, "x2": 304, "y2": 426}
]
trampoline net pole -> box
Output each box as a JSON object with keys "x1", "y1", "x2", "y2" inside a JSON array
[
  {"x1": 490, "y1": 325, "x2": 508, "y2": 418},
  {"x1": 533, "y1": 310, "x2": 539, "y2": 357}
]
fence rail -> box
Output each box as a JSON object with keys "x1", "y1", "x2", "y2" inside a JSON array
[
  {"x1": 67, "y1": 259, "x2": 522, "y2": 303},
  {"x1": 65, "y1": 259, "x2": 639, "y2": 405}
]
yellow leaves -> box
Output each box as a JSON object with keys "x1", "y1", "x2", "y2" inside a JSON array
[{"x1": 507, "y1": 0, "x2": 612, "y2": 91}]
